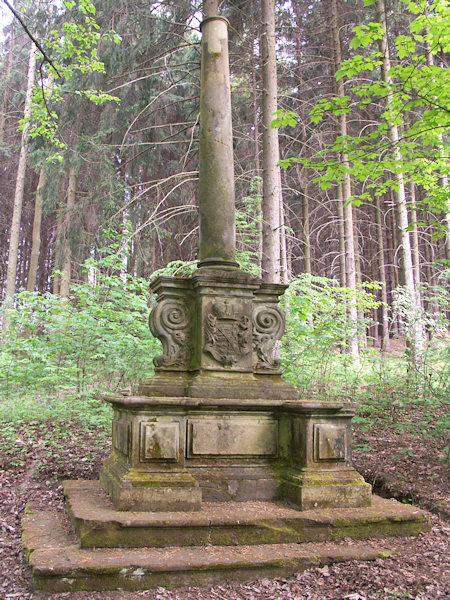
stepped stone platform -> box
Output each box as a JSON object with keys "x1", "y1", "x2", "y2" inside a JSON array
[{"x1": 22, "y1": 480, "x2": 430, "y2": 593}]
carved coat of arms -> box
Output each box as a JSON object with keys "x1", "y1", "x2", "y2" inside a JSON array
[{"x1": 204, "y1": 299, "x2": 251, "y2": 365}]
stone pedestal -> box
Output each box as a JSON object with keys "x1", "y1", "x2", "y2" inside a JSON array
[{"x1": 99, "y1": 268, "x2": 371, "y2": 512}]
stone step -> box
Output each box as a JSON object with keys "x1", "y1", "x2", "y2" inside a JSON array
[
  {"x1": 22, "y1": 507, "x2": 392, "y2": 593},
  {"x1": 64, "y1": 480, "x2": 430, "y2": 549}
]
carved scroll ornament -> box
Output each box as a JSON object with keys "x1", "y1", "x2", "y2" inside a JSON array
[
  {"x1": 149, "y1": 299, "x2": 191, "y2": 369},
  {"x1": 252, "y1": 305, "x2": 285, "y2": 371}
]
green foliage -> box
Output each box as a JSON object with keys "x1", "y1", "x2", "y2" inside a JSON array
[
  {"x1": 281, "y1": 274, "x2": 450, "y2": 428},
  {"x1": 21, "y1": 0, "x2": 121, "y2": 160},
  {"x1": 281, "y1": 274, "x2": 381, "y2": 391},
  {"x1": 392, "y1": 272, "x2": 450, "y2": 378},
  {"x1": 275, "y1": 0, "x2": 450, "y2": 240},
  {"x1": 280, "y1": 273, "x2": 449, "y2": 441},
  {"x1": 0, "y1": 247, "x2": 158, "y2": 400},
  {"x1": 150, "y1": 260, "x2": 198, "y2": 279},
  {"x1": 235, "y1": 177, "x2": 263, "y2": 276}
]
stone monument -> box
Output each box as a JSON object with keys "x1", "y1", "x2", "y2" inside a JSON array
[
  {"x1": 22, "y1": 11, "x2": 430, "y2": 593},
  {"x1": 99, "y1": 13, "x2": 371, "y2": 514}
]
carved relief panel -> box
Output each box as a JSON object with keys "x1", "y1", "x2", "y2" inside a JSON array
[
  {"x1": 313, "y1": 424, "x2": 348, "y2": 463},
  {"x1": 202, "y1": 297, "x2": 253, "y2": 370},
  {"x1": 139, "y1": 421, "x2": 180, "y2": 462}
]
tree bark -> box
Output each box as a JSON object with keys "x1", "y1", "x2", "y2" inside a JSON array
[
  {"x1": 0, "y1": 25, "x2": 15, "y2": 146},
  {"x1": 375, "y1": 195, "x2": 391, "y2": 351},
  {"x1": 377, "y1": 0, "x2": 424, "y2": 366},
  {"x1": 251, "y1": 39, "x2": 263, "y2": 267},
  {"x1": 353, "y1": 209, "x2": 366, "y2": 349},
  {"x1": 408, "y1": 182, "x2": 421, "y2": 289},
  {"x1": 261, "y1": 0, "x2": 281, "y2": 283},
  {"x1": 302, "y1": 187, "x2": 311, "y2": 274},
  {"x1": 52, "y1": 181, "x2": 67, "y2": 295},
  {"x1": 279, "y1": 180, "x2": 288, "y2": 283},
  {"x1": 293, "y1": 0, "x2": 311, "y2": 276},
  {"x1": 330, "y1": 0, "x2": 359, "y2": 363},
  {"x1": 59, "y1": 167, "x2": 77, "y2": 299},
  {"x1": 26, "y1": 169, "x2": 46, "y2": 292},
  {"x1": 2, "y1": 42, "x2": 36, "y2": 331},
  {"x1": 336, "y1": 183, "x2": 346, "y2": 287}
]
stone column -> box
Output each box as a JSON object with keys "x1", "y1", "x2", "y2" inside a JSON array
[{"x1": 198, "y1": 16, "x2": 238, "y2": 268}]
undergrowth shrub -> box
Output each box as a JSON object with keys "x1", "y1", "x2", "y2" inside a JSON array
[
  {"x1": 0, "y1": 253, "x2": 159, "y2": 400},
  {"x1": 0, "y1": 255, "x2": 448, "y2": 469}
]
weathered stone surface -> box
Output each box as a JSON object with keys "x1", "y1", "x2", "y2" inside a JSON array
[
  {"x1": 203, "y1": 297, "x2": 252, "y2": 369},
  {"x1": 140, "y1": 421, "x2": 179, "y2": 461},
  {"x1": 198, "y1": 16, "x2": 237, "y2": 268},
  {"x1": 149, "y1": 297, "x2": 192, "y2": 370},
  {"x1": 252, "y1": 283, "x2": 287, "y2": 374},
  {"x1": 148, "y1": 277, "x2": 194, "y2": 373},
  {"x1": 187, "y1": 417, "x2": 278, "y2": 457},
  {"x1": 112, "y1": 420, "x2": 130, "y2": 456},
  {"x1": 100, "y1": 453, "x2": 202, "y2": 512},
  {"x1": 192, "y1": 465, "x2": 280, "y2": 502},
  {"x1": 63, "y1": 480, "x2": 431, "y2": 550},
  {"x1": 23, "y1": 505, "x2": 400, "y2": 593},
  {"x1": 141, "y1": 271, "x2": 296, "y2": 383},
  {"x1": 186, "y1": 373, "x2": 298, "y2": 400},
  {"x1": 101, "y1": 397, "x2": 374, "y2": 510},
  {"x1": 315, "y1": 424, "x2": 347, "y2": 461}
]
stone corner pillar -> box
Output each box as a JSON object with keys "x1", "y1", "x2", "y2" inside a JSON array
[{"x1": 198, "y1": 15, "x2": 238, "y2": 269}]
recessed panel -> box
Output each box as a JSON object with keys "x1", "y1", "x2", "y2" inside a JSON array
[
  {"x1": 314, "y1": 424, "x2": 347, "y2": 462},
  {"x1": 187, "y1": 418, "x2": 277, "y2": 457},
  {"x1": 112, "y1": 421, "x2": 130, "y2": 456},
  {"x1": 140, "y1": 422, "x2": 179, "y2": 462}
]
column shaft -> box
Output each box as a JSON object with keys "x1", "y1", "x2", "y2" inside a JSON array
[{"x1": 198, "y1": 17, "x2": 237, "y2": 268}]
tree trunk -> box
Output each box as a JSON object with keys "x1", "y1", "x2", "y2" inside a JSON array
[
  {"x1": 336, "y1": 183, "x2": 346, "y2": 287},
  {"x1": 279, "y1": 181, "x2": 288, "y2": 283},
  {"x1": 293, "y1": 3, "x2": 311, "y2": 275},
  {"x1": 302, "y1": 187, "x2": 311, "y2": 274},
  {"x1": 0, "y1": 25, "x2": 15, "y2": 146},
  {"x1": 424, "y1": 25, "x2": 450, "y2": 261},
  {"x1": 408, "y1": 182, "x2": 421, "y2": 289},
  {"x1": 377, "y1": 0, "x2": 424, "y2": 366},
  {"x1": 261, "y1": 0, "x2": 281, "y2": 283},
  {"x1": 2, "y1": 43, "x2": 36, "y2": 331},
  {"x1": 330, "y1": 0, "x2": 359, "y2": 363},
  {"x1": 375, "y1": 195, "x2": 391, "y2": 351},
  {"x1": 251, "y1": 41, "x2": 263, "y2": 267},
  {"x1": 59, "y1": 167, "x2": 77, "y2": 299},
  {"x1": 26, "y1": 169, "x2": 46, "y2": 292},
  {"x1": 52, "y1": 182, "x2": 67, "y2": 295},
  {"x1": 353, "y1": 209, "x2": 366, "y2": 349}
]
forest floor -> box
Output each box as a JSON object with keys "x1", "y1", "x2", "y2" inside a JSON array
[{"x1": 0, "y1": 404, "x2": 448, "y2": 600}]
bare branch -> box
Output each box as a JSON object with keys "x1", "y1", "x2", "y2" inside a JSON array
[{"x1": 2, "y1": 0, "x2": 62, "y2": 78}]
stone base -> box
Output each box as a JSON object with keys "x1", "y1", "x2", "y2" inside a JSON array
[
  {"x1": 101, "y1": 394, "x2": 370, "y2": 512},
  {"x1": 281, "y1": 467, "x2": 372, "y2": 510},
  {"x1": 64, "y1": 480, "x2": 429, "y2": 549},
  {"x1": 22, "y1": 486, "x2": 431, "y2": 593},
  {"x1": 100, "y1": 454, "x2": 201, "y2": 512},
  {"x1": 138, "y1": 372, "x2": 299, "y2": 401}
]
